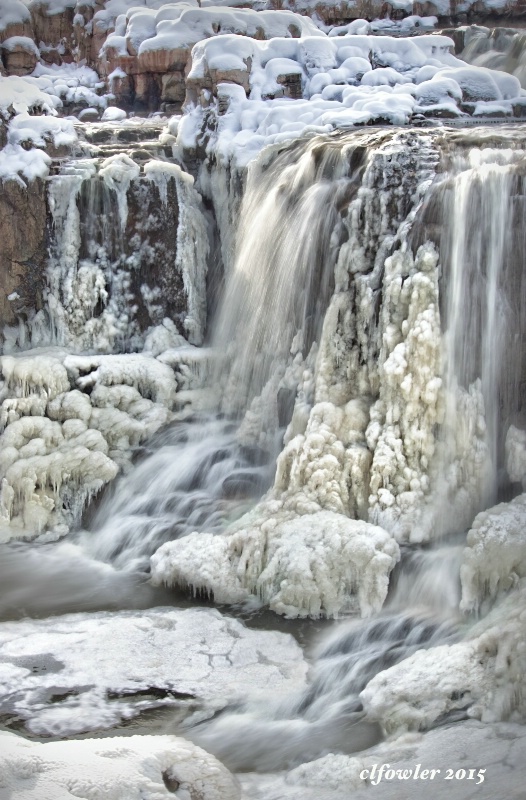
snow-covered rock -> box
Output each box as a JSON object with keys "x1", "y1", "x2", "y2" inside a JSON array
[
  {"x1": 0, "y1": 606, "x2": 307, "y2": 736},
  {"x1": 0, "y1": 730, "x2": 241, "y2": 800},
  {"x1": 176, "y1": 32, "x2": 523, "y2": 165}
]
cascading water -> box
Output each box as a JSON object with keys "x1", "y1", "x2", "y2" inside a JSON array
[{"x1": 420, "y1": 136, "x2": 526, "y2": 537}]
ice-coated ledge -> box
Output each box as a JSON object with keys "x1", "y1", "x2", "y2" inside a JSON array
[
  {"x1": 0, "y1": 606, "x2": 308, "y2": 736},
  {"x1": 0, "y1": 730, "x2": 241, "y2": 800},
  {"x1": 239, "y1": 719, "x2": 526, "y2": 799}
]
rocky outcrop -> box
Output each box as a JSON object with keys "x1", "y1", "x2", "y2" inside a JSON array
[
  {"x1": 1, "y1": 36, "x2": 40, "y2": 76},
  {"x1": 0, "y1": 178, "x2": 48, "y2": 331}
]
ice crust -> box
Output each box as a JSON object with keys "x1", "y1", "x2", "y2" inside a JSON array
[
  {"x1": 0, "y1": 730, "x2": 241, "y2": 800},
  {"x1": 0, "y1": 606, "x2": 307, "y2": 736},
  {"x1": 151, "y1": 508, "x2": 400, "y2": 618}
]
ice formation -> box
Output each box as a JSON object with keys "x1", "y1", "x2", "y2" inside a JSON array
[
  {"x1": 151, "y1": 508, "x2": 399, "y2": 618},
  {"x1": 460, "y1": 494, "x2": 526, "y2": 613},
  {"x1": 12, "y1": 153, "x2": 211, "y2": 354},
  {"x1": 0, "y1": 350, "x2": 182, "y2": 540},
  {"x1": 360, "y1": 582, "x2": 526, "y2": 735},
  {"x1": 0, "y1": 606, "x2": 307, "y2": 736},
  {"x1": 0, "y1": 731, "x2": 241, "y2": 800},
  {"x1": 506, "y1": 424, "x2": 526, "y2": 488}
]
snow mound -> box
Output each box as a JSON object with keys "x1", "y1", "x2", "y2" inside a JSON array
[
  {"x1": 0, "y1": 606, "x2": 307, "y2": 736},
  {"x1": 151, "y1": 508, "x2": 399, "y2": 618},
  {"x1": 0, "y1": 731, "x2": 240, "y2": 800},
  {"x1": 360, "y1": 582, "x2": 526, "y2": 735},
  {"x1": 460, "y1": 493, "x2": 526, "y2": 612}
]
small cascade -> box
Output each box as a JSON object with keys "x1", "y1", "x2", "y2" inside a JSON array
[
  {"x1": 83, "y1": 415, "x2": 275, "y2": 572},
  {"x1": 420, "y1": 137, "x2": 526, "y2": 536},
  {"x1": 186, "y1": 544, "x2": 462, "y2": 772}
]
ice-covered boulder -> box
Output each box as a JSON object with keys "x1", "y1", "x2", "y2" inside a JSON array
[
  {"x1": 360, "y1": 582, "x2": 526, "y2": 735},
  {"x1": 151, "y1": 507, "x2": 399, "y2": 618},
  {"x1": 0, "y1": 730, "x2": 241, "y2": 800},
  {"x1": 0, "y1": 606, "x2": 307, "y2": 736},
  {"x1": 0, "y1": 350, "x2": 182, "y2": 540}
]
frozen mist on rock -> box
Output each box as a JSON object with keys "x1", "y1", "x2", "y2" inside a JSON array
[{"x1": 0, "y1": 15, "x2": 526, "y2": 792}]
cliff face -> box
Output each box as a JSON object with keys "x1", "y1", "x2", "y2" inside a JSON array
[{"x1": 0, "y1": 178, "x2": 48, "y2": 332}]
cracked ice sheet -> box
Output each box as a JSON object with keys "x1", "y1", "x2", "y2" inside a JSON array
[
  {"x1": 239, "y1": 720, "x2": 526, "y2": 800},
  {"x1": 0, "y1": 607, "x2": 307, "y2": 737},
  {"x1": 0, "y1": 730, "x2": 240, "y2": 800}
]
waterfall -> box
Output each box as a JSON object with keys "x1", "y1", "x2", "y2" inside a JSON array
[
  {"x1": 81, "y1": 127, "x2": 526, "y2": 576},
  {"x1": 424, "y1": 139, "x2": 526, "y2": 537}
]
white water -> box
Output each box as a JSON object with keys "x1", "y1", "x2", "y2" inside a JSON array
[{"x1": 429, "y1": 143, "x2": 526, "y2": 536}]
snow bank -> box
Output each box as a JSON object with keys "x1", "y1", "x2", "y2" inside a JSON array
[
  {"x1": 460, "y1": 493, "x2": 526, "y2": 612},
  {"x1": 0, "y1": 731, "x2": 240, "y2": 800},
  {"x1": 360, "y1": 582, "x2": 526, "y2": 735},
  {"x1": 151, "y1": 508, "x2": 399, "y2": 618},
  {"x1": 0, "y1": 606, "x2": 307, "y2": 735}
]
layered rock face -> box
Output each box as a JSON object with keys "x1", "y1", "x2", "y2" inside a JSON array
[{"x1": 0, "y1": 178, "x2": 48, "y2": 332}]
